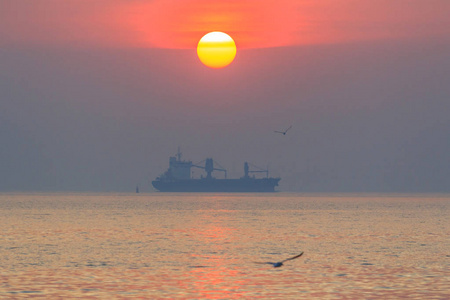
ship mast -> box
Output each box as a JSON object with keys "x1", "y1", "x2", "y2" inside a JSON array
[{"x1": 176, "y1": 147, "x2": 182, "y2": 161}]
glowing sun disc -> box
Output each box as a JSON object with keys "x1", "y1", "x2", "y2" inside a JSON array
[{"x1": 197, "y1": 32, "x2": 236, "y2": 69}]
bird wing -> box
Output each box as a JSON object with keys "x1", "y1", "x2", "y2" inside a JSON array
[
  {"x1": 281, "y1": 252, "x2": 304, "y2": 263},
  {"x1": 284, "y1": 125, "x2": 292, "y2": 133},
  {"x1": 254, "y1": 262, "x2": 275, "y2": 265},
  {"x1": 274, "y1": 131, "x2": 284, "y2": 134}
]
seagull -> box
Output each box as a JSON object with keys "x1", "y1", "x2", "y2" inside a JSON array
[
  {"x1": 255, "y1": 252, "x2": 304, "y2": 268},
  {"x1": 274, "y1": 125, "x2": 292, "y2": 135}
]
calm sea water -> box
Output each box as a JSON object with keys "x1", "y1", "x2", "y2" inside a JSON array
[{"x1": 0, "y1": 193, "x2": 449, "y2": 299}]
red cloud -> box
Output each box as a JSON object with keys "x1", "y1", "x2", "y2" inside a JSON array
[
  {"x1": 1, "y1": 0, "x2": 449, "y2": 49},
  {"x1": 119, "y1": 0, "x2": 300, "y2": 49}
]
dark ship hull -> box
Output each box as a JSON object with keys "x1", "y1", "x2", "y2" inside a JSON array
[{"x1": 152, "y1": 177, "x2": 280, "y2": 192}]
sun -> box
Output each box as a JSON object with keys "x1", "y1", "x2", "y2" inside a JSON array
[{"x1": 197, "y1": 32, "x2": 236, "y2": 69}]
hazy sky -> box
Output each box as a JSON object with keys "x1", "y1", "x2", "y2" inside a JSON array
[{"x1": 1, "y1": 0, "x2": 449, "y2": 192}]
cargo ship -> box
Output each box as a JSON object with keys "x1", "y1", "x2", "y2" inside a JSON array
[{"x1": 152, "y1": 150, "x2": 280, "y2": 192}]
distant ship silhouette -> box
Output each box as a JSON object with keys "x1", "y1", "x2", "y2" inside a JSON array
[{"x1": 152, "y1": 149, "x2": 280, "y2": 192}]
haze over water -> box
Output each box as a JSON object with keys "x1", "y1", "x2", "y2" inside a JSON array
[{"x1": 1, "y1": 193, "x2": 448, "y2": 299}]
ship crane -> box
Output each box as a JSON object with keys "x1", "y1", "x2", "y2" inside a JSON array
[
  {"x1": 244, "y1": 162, "x2": 270, "y2": 178},
  {"x1": 193, "y1": 158, "x2": 227, "y2": 179}
]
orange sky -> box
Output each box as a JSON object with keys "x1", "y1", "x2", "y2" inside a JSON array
[
  {"x1": 1, "y1": 0, "x2": 449, "y2": 49},
  {"x1": 1, "y1": 1, "x2": 450, "y2": 193}
]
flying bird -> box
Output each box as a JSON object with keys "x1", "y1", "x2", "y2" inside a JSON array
[
  {"x1": 274, "y1": 125, "x2": 292, "y2": 135},
  {"x1": 255, "y1": 252, "x2": 304, "y2": 268}
]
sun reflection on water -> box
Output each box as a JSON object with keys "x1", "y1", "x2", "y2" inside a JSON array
[{"x1": 0, "y1": 193, "x2": 449, "y2": 299}]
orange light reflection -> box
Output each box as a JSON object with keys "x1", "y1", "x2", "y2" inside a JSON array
[
  {"x1": 118, "y1": 0, "x2": 300, "y2": 49},
  {"x1": 177, "y1": 207, "x2": 248, "y2": 298}
]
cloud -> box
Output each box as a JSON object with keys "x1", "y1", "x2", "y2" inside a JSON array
[{"x1": 1, "y1": 0, "x2": 449, "y2": 48}]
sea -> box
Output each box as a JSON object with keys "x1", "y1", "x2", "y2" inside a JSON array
[{"x1": 0, "y1": 193, "x2": 449, "y2": 299}]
